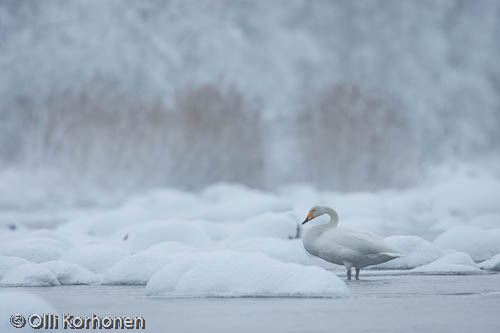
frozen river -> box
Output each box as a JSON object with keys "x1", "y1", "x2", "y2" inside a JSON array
[{"x1": 7, "y1": 273, "x2": 500, "y2": 332}]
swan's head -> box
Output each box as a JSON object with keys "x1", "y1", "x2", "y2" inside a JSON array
[{"x1": 302, "y1": 205, "x2": 337, "y2": 225}]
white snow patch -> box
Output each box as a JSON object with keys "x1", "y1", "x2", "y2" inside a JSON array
[
  {"x1": 338, "y1": 216, "x2": 388, "y2": 236},
  {"x1": 227, "y1": 238, "x2": 311, "y2": 264},
  {"x1": 0, "y1": 263, "x2": 60, "y2": 286},
  {"x1": 469, "y1": 214, "x2": 500, "y2": 229},
  {"x1": 433, "y1": 226, "x2": 500, "y2": 261},
  {"x1": 146, "y1": 251, "x2": 349, "y2": 297},
  {"x1": 479, "y1": 253, "x2": 500, "y2": 272},
  {"x1": 229, "y1": 212, "x2": 299, "y2": 240},
  {"x1": 200, "y1": 184, "x2": 290, "y2": 221},
  {"x1": 60, "y1": 244, "x2": 128, "y2": 273},
  {"x1": 104, "y1": 241, "x2": 195, "y2": 285},
  {"x1": 28, "y1": 230, "x2": 73, "y2": 249},
  {"x1": 41, "y1": 260, "x2": 101, "y2": 285},
  {"x1": 373, "y1": 235, "x2": 443, "y2": 269},
  {"x1": 116, "y1": 220, "x2": 212, "y2": 252},
  {"x1": 0, "y1": 255, "x2": 30, "y2": 279},
  {"x1": 411, "y1": 252, "x2": 481, "y2": 274},
  {"x1": 0, "y1": 240, "x2": 64, "y2": 263}
]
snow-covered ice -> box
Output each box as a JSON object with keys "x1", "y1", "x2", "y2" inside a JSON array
[
  {"x1": 433, "y1": 226, "x2": 500, "y2": 262},
  {"x1": 60, "y1": 244, "x2": 128, "y2": 273},
  {"x1": 227, "y1": 212, "x2": 298, "y2": 241},
  {"x1": 0, "y1": 240, "x2": 64, "y2": 263},
  {"x1": 0, "y1": 263, "x2": 60, "y2": 287},
  {"x1": 411, "y1": 252, "x2": 481, "y2": 274},
  {"x1": 7, "y1": 274, "x2": 500, "y2": 333},
  {"x1": 115, "y1": 219, "x2": 213, "y2": 251},
  {"x1": 104, "y1": 242, "x2": 196, "y2": 285},
  {"x1": 227, "y1": 238, "x2": 311, "y2": 264},
  {"x1": 199, "y1": 184, "x2": 290, "y2": 221},
  {"x1": 41, "y1": 261, "x2": 101, "y2": 285},
  {"x1": 373, "y1": 235, "x2": 443, "y2": 269},
  {"x1": 0, "y1": 255, "x2": 30, "y2": 279},
  {"x1": 146, "y1": 251, "x2": 349, "y2": 297},
  {"x1": 479, "y1": 253, "x2": 500, "y2": 272},
  {"x1": 0, "y1": 171, "x2": 500, "y2": 291}
]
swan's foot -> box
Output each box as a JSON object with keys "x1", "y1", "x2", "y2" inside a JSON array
[
  {"x1": 346, "y1": 268, "x2": 351, "y2": 280},
  {"x1": 355, "y1": 268, "x2": 360, "y2": 280}
]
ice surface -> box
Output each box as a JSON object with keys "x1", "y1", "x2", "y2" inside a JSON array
[
  {"x1": 433, "y1": 226, "x2": 500, "y2": 261},
  {"x1": 411, "y1": 252, "x2": 481, "y2": 274},
  {"x1": 41, "y1": 260, "x2": 101, "y2": 285},
  {"x1": 8, "y1": 275, "x2": 500, "y2": 333},
  {"x1": 146, "y1": 251, "x2": 349, "y2": 297},
  {"x1": 60, "y1": 244, "x2": 128, "y2": 273},
  {"x1": 373, "y1": 235, "x2": 443, "y2": 269},
  {"x1": 479, "y1": 253, "x2": 500, "y2": 271},
  {"x1": 0, "y1": 291, "x2": 55, "y2": 332},
  {"x1": 0, "y1": 263, "x2": 60, "y2": 286}
]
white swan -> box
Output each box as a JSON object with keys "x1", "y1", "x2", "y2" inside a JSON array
[{"x1": 301, "y1": 206, "x2": 402, "y2": 280}]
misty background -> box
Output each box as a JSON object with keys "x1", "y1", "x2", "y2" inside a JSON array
[{"x1": 1, "y1": 0, "x2": 499, "y2": 202}]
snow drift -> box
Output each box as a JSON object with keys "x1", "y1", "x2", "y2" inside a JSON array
[
  {"x1": 146, "y1": 251, "x2": 349, "y2": 298},
  {"x1": 0, "y1": 263, "x2": 60, "y2": 287},
  {"x1": 411, "y1": 252, "x2": 482, "y2": 274}
]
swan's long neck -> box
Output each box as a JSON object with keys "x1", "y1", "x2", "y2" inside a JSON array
[
  {"x1": 302, "y1": 207, "x2": 339, "y2": 255},
  {"x1": 324, "y1": 207, "x2": 339, "y2": 227}
]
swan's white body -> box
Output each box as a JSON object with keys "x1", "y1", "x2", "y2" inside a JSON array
[{"x1": 301, "y1": 206, "x2": 402, "y2": 279}]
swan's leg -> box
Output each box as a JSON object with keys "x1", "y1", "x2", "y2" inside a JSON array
[
  {"x1": 355, "y1": 268, "x2": 360, "y2": 280},
  {"x1": 343, "y1": 262, "x2": 352, "y2": 280}
]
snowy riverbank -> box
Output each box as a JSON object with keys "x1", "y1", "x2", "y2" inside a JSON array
[{"x1": 1, "y1": 167, "x2": 500, "y2": 297}]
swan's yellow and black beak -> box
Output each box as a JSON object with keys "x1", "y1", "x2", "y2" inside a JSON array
[{"x1": 302, "y1": 210, "x2": 315, "y2": 225}]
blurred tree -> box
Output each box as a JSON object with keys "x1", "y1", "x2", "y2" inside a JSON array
[{"x1": 296, "y1": 83, "x2": 421, "y2": 190}]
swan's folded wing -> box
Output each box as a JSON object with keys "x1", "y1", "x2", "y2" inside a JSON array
[{"x1": 319, "y1": 228, "x2": 401, "y2": 256}]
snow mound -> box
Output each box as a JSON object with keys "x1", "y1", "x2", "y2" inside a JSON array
[
  {"x1": 42, "y1": 260, "x2": 101, "y2": 285},
  {"x1": 200, "y1": 183, "x2": 289, "y2": 221},
  {"x1": 117, "y1": 220, "x2": 212, "y2": 252},
  {"x1": 28, "y1": 230, "x2": 73, "y2": 249},
  {"x1": 146, "y1": 251, "x2": 349, "y2": 297},
  {"x1": 469, "y1": 214, "x2": 500, "y2": 229},
  {"x1": 373, "y1": 235, "x2": 443, "y2": 269},
  {"x1": 0, "y1": 240, "x2": 64, "y2": 263},
  {"x1": 479, "y1": 253, "x2": 500, "y2": 271},
  {"x1": 0, "y1": 255, "x2": 30, "y2": 279},
  {"x1": 228, "y1": 238, "x2": 310, "y2": 264},
  {"x1": 0, "y1": 291, "x2": 55, "y2": 332},
  {"x1": 433, "y1": 226, "x2": 500, "y2": 261},
  {"x1": 0, "y1": 263, "x2": 60, "y2": 286},
  {"x1": 229, "y1": 212, "x2": 298, "y2": 240},
  {"x1": 104, "y1": 242, "x2": 195, "y2": 285},
  {"x1": 60, "y1": 244, "x2": 128, "y2": 273},
  {"x1": 411, "y1": 252, "x2": 481, "y2": 274}
]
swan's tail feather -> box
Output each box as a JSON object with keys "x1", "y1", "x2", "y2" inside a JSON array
[{"x1": 381, "y1": 252, "x2": 404, "y2": 259}]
